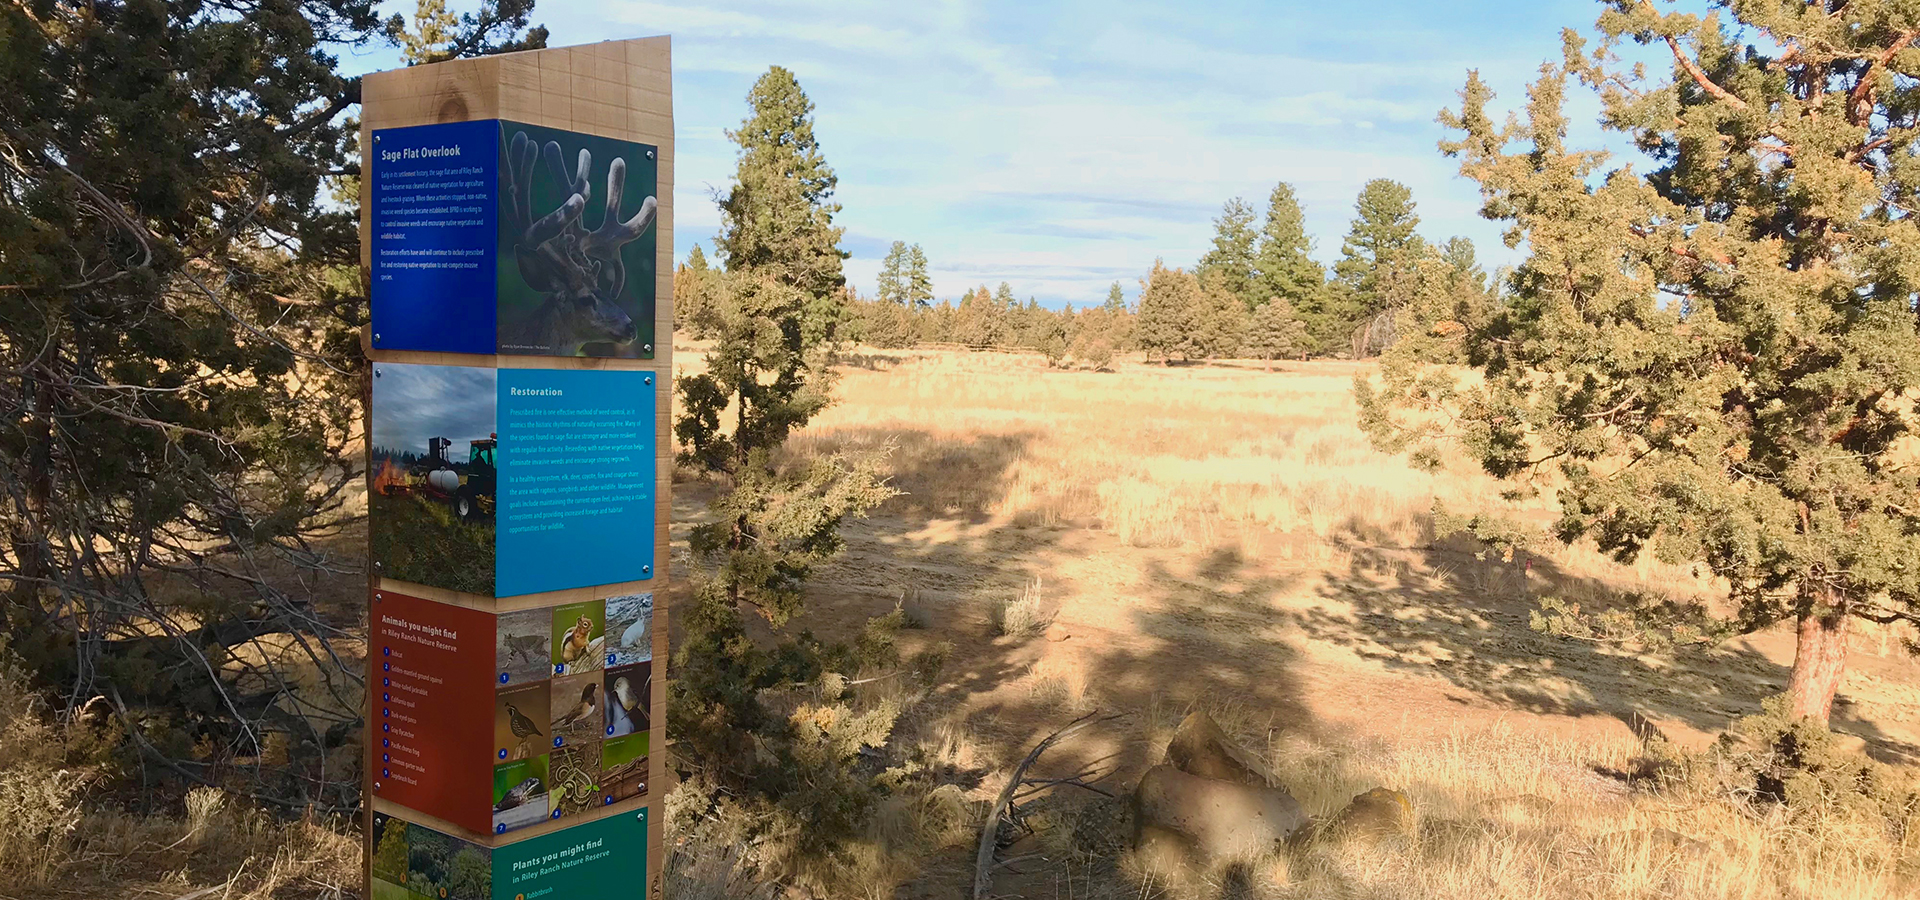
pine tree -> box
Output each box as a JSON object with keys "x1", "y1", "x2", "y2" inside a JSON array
[
  {"x1": 1245, "y1": 298, "x2": 1309, "y2": 369},
  {"x1": 0, "y1": 0, "x2": 538, "y2": 801},
  {"x1": 875, "y1": 240, "x2": 906, "y2": 305},
  {"x1": 905, "y1": 244, "x2": 933, "y2": 309},
  {"x1": 1104, "y1": 282, "x2": 1128, "y2": 314},
  {"x1": 714, "y1": 66, "x2": 850, "y2": 346},
  {"x1": 674, "y1": 244, "x2": 727, "y2": 339},
  {"x1": 1135, "y1": 260, "x2": 1201, "y2": 363},
  {"x1": 1254, "y1": 182, "x2": 1330, "y2": 347},
  {"x1": 1326, "y1": 179, "x2": 1425, "y2": 351},
  {"x1": 383, "y1": 0, "x2": 548, "y2": 65},
  {"x1": 672, "y1": 67, "x2": 900, "y2": 869},
  {"x1": 1359, "y1": 2, "x2": 1920, "y2": 728},
  {"x1": 1197, "y1": 197, "x2": 1260, "y2": 308}
]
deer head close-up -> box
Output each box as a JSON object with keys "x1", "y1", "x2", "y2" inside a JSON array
[{"x1": 504, "y1": 129, "x2": 658, "y2": 356}]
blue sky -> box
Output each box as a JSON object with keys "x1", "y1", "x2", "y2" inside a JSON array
[{"x1": 344, "y1": 1, "x2": 1650, "y2": 307}]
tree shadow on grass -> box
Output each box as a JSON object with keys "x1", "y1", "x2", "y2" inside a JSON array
[{"x1": 1290, "y1": 518, "x2": 1787, "y2": 742}]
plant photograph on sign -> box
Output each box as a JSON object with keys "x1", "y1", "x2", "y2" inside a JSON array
[
  {"x1": 370, "y1": 363, "x2": 498, "y2": 596},
  {"x1": 605, "y1": 592, "x2": 653, "y2": 667},
  {"x1": 494, "y1": 607, "x2": 550, "y2": 685},
  {"x1": 495, "y1": 120, "x2": 659, "y2": 358},
  {"x1": 404, "y1": 823, "x2": 491, "y2": 900},
  {"x1": 369, "y1": 814, "x2": 409, "y2": 897}
]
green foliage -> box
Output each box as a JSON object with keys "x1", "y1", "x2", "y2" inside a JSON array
[
  {"x1": 1193, "y1": 268, "x2": 1248, "y2": 359},
  {"x1": 1322, "y1": 179, "x2": 1427, "y2": 350},
  {"x1": 370, "y1": 820, "x2": 408, "y2": 885},
  {"x1": 0, "y1": 0, "x2": 540, "y2": 805},
  {"x1": 876, "y1": 241, "x2": 907, "y2": 305},
  {"x1": 1135, "y1": 259, "x2": 1200, "y2": 362},
  {"x1": 1528, "y1": 593, "x2": 1735, "y2": 651},
  {"x1": 672, "y1": 66, "x2": 907, "y2": 887},
  {"x1": 904, "y1": 245, "x2": 933, "y2": 309},
  {"x1": 954, "y1": 285, "x2": 1009, "y2": 349},
  {"x1": 714, "y1": 66, "x2": 850, "y2": 345},
  {"x1": 1197, "y1": 197, "x2": 1260, "y2": 309},
  {"x1": 674, "y1": 244, "x2": 728, "y2": 339},
  {"x1": 1104, "y1": 281, "x2": 1129, "y2": 315},
  {"x1": 383, "y1": 0, "x2": 548, "y2": 65},
  {"x1": 1254, "y1": 182, "x2": 1329, "y2": 320},
  {"x1": 368, "y1": 493, "x2": 496, "y2": 596},
  {"x1": 1245, "y1": 297, "x2": 1309, "y2": 365},
  {"x1": 1359, "y1": 0, "x2": 1920, "y2": 725},
  {"x1": 1648, "y1": 696, "x2": 1920, "y2": 837}
]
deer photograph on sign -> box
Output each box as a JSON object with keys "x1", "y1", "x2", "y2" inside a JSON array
[{"x1": 496, "y1": 120, "x2": 660, "y2": 359}]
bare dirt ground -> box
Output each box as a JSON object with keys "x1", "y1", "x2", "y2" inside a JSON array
[{"x1": 667, "y1": 343, "x2": 1920, "y2": 899}]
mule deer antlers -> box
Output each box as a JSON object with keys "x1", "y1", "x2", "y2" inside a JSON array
[{"x1": 505, "y1": 129, "x2": 658, "y2": 302}]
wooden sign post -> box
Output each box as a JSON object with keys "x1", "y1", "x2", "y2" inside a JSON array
[{"x1": 358, "y1": 37, "x2": 672, "y2": 900}]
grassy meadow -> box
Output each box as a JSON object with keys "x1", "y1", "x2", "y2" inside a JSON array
[{"x1": 667, "y1": 343, "x2": 1920, "y2": 900}]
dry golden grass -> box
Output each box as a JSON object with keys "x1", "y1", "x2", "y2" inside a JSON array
[
  {"x1": 1009, "y1": 698, "x2": 1919, "y2": 900},
  {"x1": 665, "y1": 342, "x2": 1919, "y2": 900},
  {"x1": 773, "y1": 347, "x2": 1710, "y2": 596}
]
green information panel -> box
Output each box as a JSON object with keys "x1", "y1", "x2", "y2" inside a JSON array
[{"x1": 369, "y1": 809, "x2": 647, "y2": 900}]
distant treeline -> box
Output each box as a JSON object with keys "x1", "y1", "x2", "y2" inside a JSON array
[{"x1": 675, "y1": 178, "x2": 1501, "y2": 366}]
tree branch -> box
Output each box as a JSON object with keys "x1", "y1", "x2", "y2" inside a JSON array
[{"x1": 1641, "y1": 2, "x2": 1749, "y2": 111}]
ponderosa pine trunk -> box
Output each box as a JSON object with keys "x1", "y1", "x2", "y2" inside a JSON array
[{"x1": 1786, "y1": 595, "x2": 1850, "y2": 727}]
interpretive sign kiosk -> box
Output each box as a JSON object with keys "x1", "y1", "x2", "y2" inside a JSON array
[{"x1": 359, "y1": 37, "x2": 672, "y2": 900}]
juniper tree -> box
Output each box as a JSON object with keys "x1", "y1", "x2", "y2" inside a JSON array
[
  {"x1": 1198, "y1": 197, "x2": 1261, "y2": 308},
  {"x1": 1195, "y1": 269, "x2": 1250, "y2": 359},
  {"x1": 0, "y1": 0, "x2": 540, "y2": 803},
  {"x1": 672, "y1": 66, "x2": 899, "y2": 866},
  {"x1": 1358, "y1": 0, "x2": 1920, "y2": 727},
  {"x1": 1136, "y1": 259, "x2": 1202, "y2": 362},
  {"x1": 674, "y1": 244, "x2": 727, "y2": 339},
  {"x1": 1246, "y1": 297, "x2": 1310, "y2": 368}
]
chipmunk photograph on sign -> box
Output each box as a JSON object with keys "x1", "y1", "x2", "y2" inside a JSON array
[
  {"x1": 494, "y1": 120, "x2": 658, "y2": 359},
  {"x1": 369, "y1": 363, "x2": 498, "y2": 596},
  {"x1": 550, "y1": 600, "x2": 606, "y2": 677}
]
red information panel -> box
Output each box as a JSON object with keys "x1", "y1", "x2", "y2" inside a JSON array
[{"x1": 372, "y1": 589, "x2": 495, "y2": 833}]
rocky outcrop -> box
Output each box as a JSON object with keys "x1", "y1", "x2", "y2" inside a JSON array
[{"x1": 1129, "y1": 712, "x2": 1304, "y2": 870}]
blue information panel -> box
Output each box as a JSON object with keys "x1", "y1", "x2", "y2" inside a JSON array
[
  {"x1": 369, "y1": 120, "x2": 502, "y2": 355},
  {"x1": 495, "y1": 369, "x2": 656, "y2": 597},
  {"x1": 369, "y1": 119, "x2": 659, "y2": 360}
]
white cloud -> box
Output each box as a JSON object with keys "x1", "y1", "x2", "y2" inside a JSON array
[{"x1": 526, "y1": 0, "x2": 1650, "y2": 305}]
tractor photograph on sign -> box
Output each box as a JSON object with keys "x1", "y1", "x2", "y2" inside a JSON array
[
  {"x1": 369, "y1": 362, "x2": 499, "y2": 596},
  {"x1": 378, "y1": 433, "x2": 498, "y2": 522}
]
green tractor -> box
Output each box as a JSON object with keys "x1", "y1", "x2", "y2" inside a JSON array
[{"x1": 456, "y1": 436, "x2": 497, "y2": 522}]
